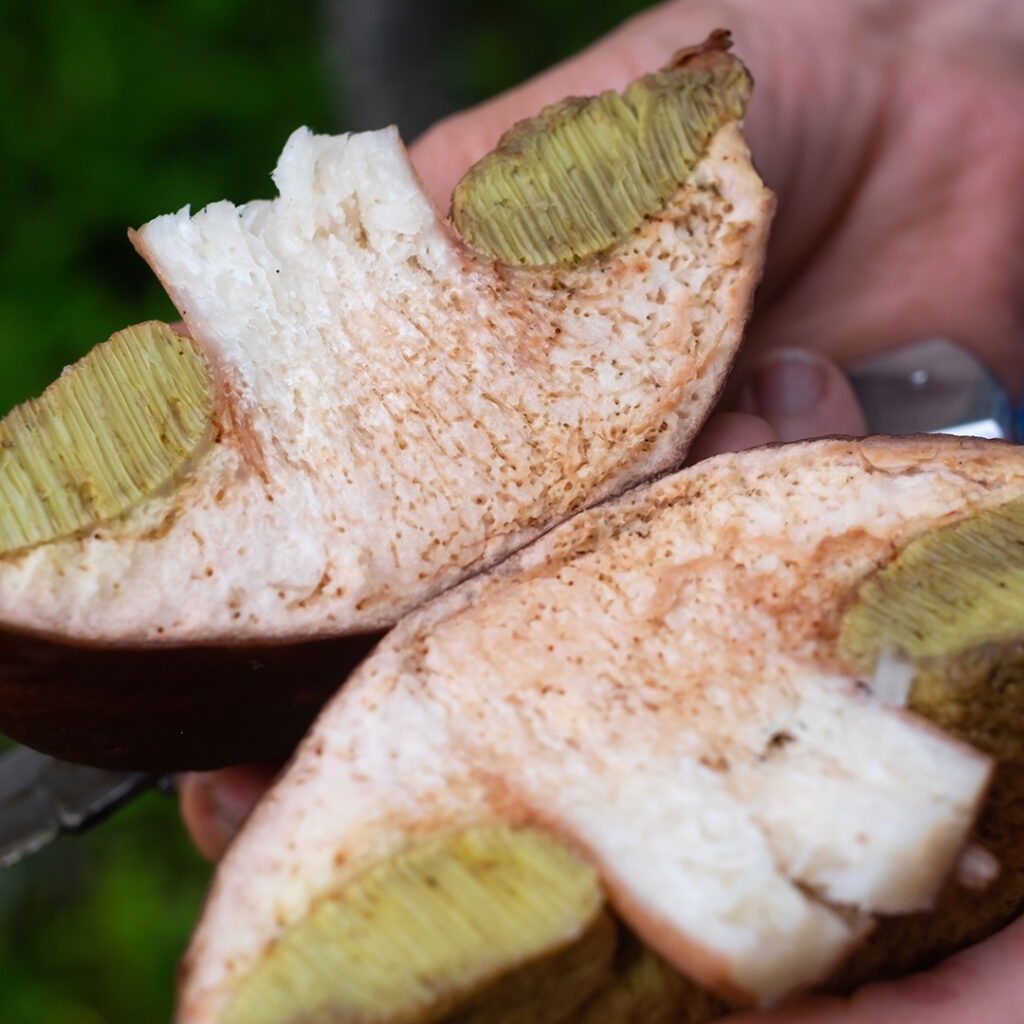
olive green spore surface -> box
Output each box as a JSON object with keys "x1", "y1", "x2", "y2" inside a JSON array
[
  {"x1": 840, "y1": 497, "x2": 1024, "y2": 667},
  {"x1": 218, "y1": 826, "x2": 607, "y2": 1024},
  {"x1": 0, "y1": 322, "x2": 215, "y2": 556},
  {"x1": 451, "y1": 39, "x2": 750, "y2": 266},
  {"x1": 838, "y1": 495, "x2": 1024, "y2": 761},
  {"x1": 833, "y1": 494, "x2": 1024, "y2": 992}
]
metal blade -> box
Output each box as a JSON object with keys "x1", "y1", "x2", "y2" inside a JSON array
[
  {"x1": 847, "y1": 337, "x2": 1016, "y2": 441},
  {"x1": 0, "y1": 746, "x2": 156, "y2": 868}
]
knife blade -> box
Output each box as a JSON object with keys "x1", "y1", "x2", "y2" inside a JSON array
[
  {"x1": 847, "y1": 337, "x2": 1017, "y2": 441},
  {"x1": 0, "y1": 745, "x2": 161, "y2": 868}
]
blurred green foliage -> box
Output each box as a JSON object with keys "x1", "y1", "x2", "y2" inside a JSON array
[
  {"x1": 444, "y1": 0, "x2": 657, "y2": 111},
  {"x1": 0, "y1": 0, "x2": 336, "y2": 416},
  {"x1": 0, "y1": 1, "x2": 653, "y2": 1021},
  {"x1": 0, "y1": 788, "x2": 210, "y2": 1024}
]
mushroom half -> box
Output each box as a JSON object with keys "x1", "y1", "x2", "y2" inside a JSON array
[
  {"x1": 178, "y1": 435, "x2": 1024, "y2": 1022},
  {"x1": 0, "y1": 34, "x2": 771, "y2": 768}
]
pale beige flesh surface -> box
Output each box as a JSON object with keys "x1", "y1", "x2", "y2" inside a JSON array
[
  {"x1": 177, "y1": 436, "x2": 1024, "y2": 1021},
  {"x1": 0, "y1": 116, "x2": 770, "y2": 644}
]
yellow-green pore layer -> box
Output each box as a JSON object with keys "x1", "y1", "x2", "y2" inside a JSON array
[
  {"x1": 0, "y1": 322, "x2": 215, "y2": 557},
  {"x1": 451, "y1": 31, "x2": 750, "y2": 266},
  {"x1": 217, "y1": 825, "x2": 722, "y2": 1024},
  {"x1": 832, "y1": 494, "x2": 1024, "y2": 991},
  {"x1": 839, "y1": 494, "x2": 1024, "y2": 764}
]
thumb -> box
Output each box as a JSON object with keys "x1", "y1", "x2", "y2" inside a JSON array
[
  {"x1": 180, "y1": 765, "x2": 277, "y2": 862},
  {"x1": 734, "y1": 349, "x2": 866, "y2": 442}
]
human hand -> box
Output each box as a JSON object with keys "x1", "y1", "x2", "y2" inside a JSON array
[
  {"x1": 182, "y1": 1, "x2": 1024, "y2": 1018},
  {"x1": 413, "y1": 0, "x2": 1024, "y2": 403}
]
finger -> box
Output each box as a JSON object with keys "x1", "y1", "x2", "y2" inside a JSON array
[
  {"x1": 179, "y1": 765, "x2": 276, "y2": 863},
  {"x1": 686, "y1": 411, "x2": 779, "y2": 464},
  {"x1": 721, "y1": 914, "x2": 1024, "y2": 1024},
  {"x1": 904, "y1": 0, "x2": 1024, "y2": 52},
  {"x1": 733, "y1": 349, "x2": 867, "y2": 442}
]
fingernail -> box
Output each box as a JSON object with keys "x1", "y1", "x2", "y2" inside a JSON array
[
  {"x1": 739, "y1": 351, "x2": 827, "y2": 418},
  {"x1": 205, "y1": 767, "x2": 268, "y2": 832},
  {"x1": 209, "y1": 782, "x2": 250, "y2": 831}
]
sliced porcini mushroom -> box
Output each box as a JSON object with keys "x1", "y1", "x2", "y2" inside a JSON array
[
  {"x1": 839, "y1": 494, "x2": 1024, "y2": 763},
  {"x1": 176, "y1": 435, "x2": 1024, "y2": 1022},
  {"x1": 215, "y1": 824, "x2": 722, "y2": 1024},
  {"x1": 216, "y1": 825, "x2": 615, "y2": 1024},
  {"x1": 0, "y1": 33, "x2": 772, "y2": 769},
  {"x1": 825, "y1": 495, "x2": 1024, "y2": 992}
]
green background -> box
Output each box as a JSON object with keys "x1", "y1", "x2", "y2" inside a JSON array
[{"x1": 0, "y1": 1, "x2": 652, "y2": 1020}]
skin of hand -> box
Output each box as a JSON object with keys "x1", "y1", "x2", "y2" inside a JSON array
[{"x1": 181, "y1": 1, "x2": 1024, "y2": 1019}]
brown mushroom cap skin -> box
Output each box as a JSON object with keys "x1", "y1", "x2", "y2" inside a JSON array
[{"x1": 0, "y1": 628, "x2": 381, "y2": 771}]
